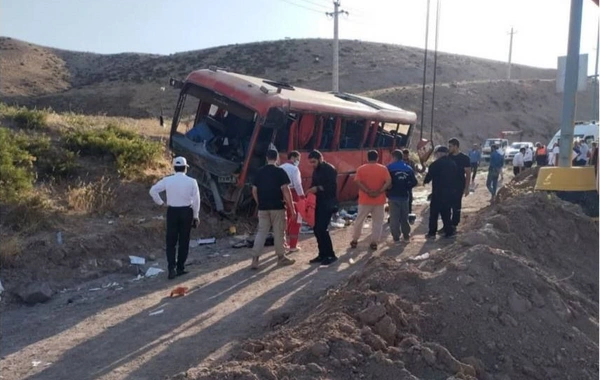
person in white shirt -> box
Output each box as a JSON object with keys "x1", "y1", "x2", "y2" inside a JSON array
[
  {"x1": 512, "y1": 147, "x2": 526, "y2": 176},
  {"x1": 551, "y1": 141, "x2": 560, "y2": 166},
  {"x1": 279, "y1": 151, "x2": 305, "y2": 252},
  {"x1": 574, "y1": 140, "x2": 589, "y2": 166},
  {"x1": 524, "y1": 146, "x2": 534, "y2": 168},
  {"x1": 149, "y1": 157, "x2": 201, "y2": 279}
]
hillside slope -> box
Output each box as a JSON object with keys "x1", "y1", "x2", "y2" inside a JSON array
[{"x1": 1, "y1": 37, "x2": 556, "y2": 118}]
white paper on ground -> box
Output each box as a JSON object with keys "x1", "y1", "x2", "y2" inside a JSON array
[
  {"x1": 411, "y1": 252, "x2": 430, "y2": 261},
  {"x1": 145, "y1": 267, "x2": 164, "y2": 277},
  {"x1": 149, "y1": 309, "x2": 164, "y2": 316},
  {"x1": 198, "y1": 237, "x2": 216, "y2": 245},
  {"x1": 129, "y1": 256, "x2": 146, "y2": 265}
]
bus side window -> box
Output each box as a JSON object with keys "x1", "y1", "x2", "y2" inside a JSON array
[
  {"x1": 374, "y1": 123, "x2": 394, "y2": 148},
  {"x1": 339, "y1": 119, "x2": 366, "y2": 149},
  {"x1": 273, "y1": 117, "x2": 295, "y2": 152},
  {"x1": 296, "y1": 114, "x2": 317, "y2": 151},
  {"x1": 319, "y1": 116, "x2": 336, "y2": 151}
]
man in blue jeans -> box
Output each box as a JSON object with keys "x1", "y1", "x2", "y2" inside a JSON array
[
  {"x1": 487, "y1": 145, "x2": 504, "y2": 200},
  {"x1": 387, "y1": 150, "x2": 418, "y2": 242}
]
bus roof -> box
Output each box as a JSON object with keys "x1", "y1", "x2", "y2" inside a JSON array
[{"x1": 185, "y1": 69, "x2": 417, "y2": 124}]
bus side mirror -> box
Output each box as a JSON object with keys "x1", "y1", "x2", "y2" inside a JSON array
[
  {"x1": 263, "y1": 107, "x2": 287, "y2": 129},
  {"x1": 169, "y1": 78, "x2": 184, "y2": 89}
]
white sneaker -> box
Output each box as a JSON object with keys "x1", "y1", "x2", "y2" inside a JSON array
[{"x1": 288, "y1": 247, "x2": 301, "y2": 253}]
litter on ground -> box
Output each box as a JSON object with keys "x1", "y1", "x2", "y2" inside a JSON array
[
  {"x1": 145, "y1": 267, "x2": 164, "y2": 277},
  {"x1": 129, "y1": 256, "x2": 146, "y2": 265},
  {"x1": 149, "y1": 309, "x2": 164, "y2": 316},
  {"x1": 198, "y1": 237, "x2": 216, "y2": 245}
]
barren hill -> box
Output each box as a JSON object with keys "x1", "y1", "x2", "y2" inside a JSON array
[{"x1": 1, "y1": 36, "x2": 595, "y2": 144}]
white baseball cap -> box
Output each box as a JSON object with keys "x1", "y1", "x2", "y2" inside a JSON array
[{"x1": 173, "y1": 156, "x2": 189, "y2": 167}]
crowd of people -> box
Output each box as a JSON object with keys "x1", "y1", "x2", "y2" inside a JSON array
[
  {"x1": 149, "y1": 136, "x2": 599, "y2": 277},
  {"x1": 247, "y1": 137, "x2": 475, "y2": 269}
]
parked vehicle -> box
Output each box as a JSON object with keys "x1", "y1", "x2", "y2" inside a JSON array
[
  {"x1": 482, "y1": 138, "x2": 509, "y2": 162},
  {"x1": 504, "y1": 142, "x2": 534, "y2": 162},
  {"x1": 168, "y1": 68, "x2": 417, "y2": 215},
  {"x1": 547, "y1": 121, "x2": 599, "y2": 148}
]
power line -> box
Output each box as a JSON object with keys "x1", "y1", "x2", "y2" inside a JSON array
[
  {"x1": 295, "y1": 0, "x2": 331, "y2": 10},
  {"x1": 278, "y1": 0, "x2": 325, "y2": 14}
]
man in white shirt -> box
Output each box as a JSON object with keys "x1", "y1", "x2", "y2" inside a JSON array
[
  {"x1": 512, "y1": 147, "x2": 526, "y2": 176},
  {"x1": 574, "y1": 140, "x2": 589, "y2": 166},
  {"x1": 524, "y1": 146, "x2": 534, "y2": 168},
  {"x1": 279, "y1": 151, "x2": 305, "y2": 252},
  {"x1": 551, "y1": 140, "x2": 560, "y2": 166},
  {"x1": 149, "y1": 157, "x2": 201, "y2": 279}
]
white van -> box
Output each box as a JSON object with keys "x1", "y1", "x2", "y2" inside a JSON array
[{"x1": 547, "y1": 121, "x2": 599, "y2": 148}]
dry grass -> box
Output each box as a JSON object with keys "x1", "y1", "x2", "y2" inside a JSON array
[
  {"x1": 0, "y1": 233, "x2": 22, "y2": 268},
  {"x1": 1, "y1": 192, "x2": 55, "y2": 233},
  {"x1": 67, "y1": 176, "x2": 115, "y2": 214}
]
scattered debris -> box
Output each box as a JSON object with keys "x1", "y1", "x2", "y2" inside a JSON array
[
  {"x1": 198, "y1": 237, "x2": 216, "y2": 245},
  {"x1": 149, "y1": 309, "x2": 164, "y2": 316},
  {"x1": 145, "y1": 267, "x2": 164, "y2": 277},
  {"x1": 152, "y1": 215, "x2": 165, "y2": 220},
  {"x1": 88, "y1": 288, "x2": 102, "y2": 292},
  {"x1": 170, "y1": 286, "x2": 189, "y2": 298},
  {"x1": 56, "y1": 232, "x2": 63, "y2": 245},
  {"x1": 129, "y1": 256, "x2": 146, "y2": 265},
  {"x1": 32, "y1": 361, "x2": 42, "y2": 367},
  {"x1": 410, "y1": 252, "x2": 430, "y2": 261}
]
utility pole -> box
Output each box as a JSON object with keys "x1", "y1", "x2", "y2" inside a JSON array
[
  {"x1": 507, "y1": 27, "x2": 517, "y2": 80},
  {"x1": 327, "y1": 1, "x2": 348, "y2": 93},
  {"x1": 558, "y1": 0, "x2": 583, "y2": 167},
  {"x1": 419, "y1": 0, "x2": 431, "y2": 140},
  {"x1": 593, "y1": 22, "x2": 599, "y2": 121}
]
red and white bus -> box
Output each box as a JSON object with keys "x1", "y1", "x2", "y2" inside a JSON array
[{"x1": 169, "y1": 68, "x2": 417, "y2": 215}]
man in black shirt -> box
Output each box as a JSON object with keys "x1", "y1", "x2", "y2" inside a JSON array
[
  {"x1": 251, "y1": 149, "x2": 296, "y2": 269},
  {"x1": 447, "y1": 138, "x2": 471, "y2": 230},
  {"x1": 306, "y1": 150, "x2": 338, "y2": 266},
  {"x1": 424, "y1": 146, "x2": 458, "y2": 238}
]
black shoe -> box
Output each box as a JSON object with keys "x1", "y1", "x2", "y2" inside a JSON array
[
  {"x1": 309, "y1": 256, "x2": 324, "y2": 264},
  {"x1": 425, "y1": 233, "x2": 436, "y2": 239},
  {"x1": 176, "y1": 269, "x2": 189, "y2": 276},
  {"x1": 168, "y1": 269, "x2": 177, "y2": 280},
  {"x1": 437, "y1": 230, "x2": 445, "y2": 235},
  {"x1": 320, "y1": 256, "x2": 338, "y2": 266},
  {"x1": 444, "y1": 230, "x2": 457, "y2": 239}
]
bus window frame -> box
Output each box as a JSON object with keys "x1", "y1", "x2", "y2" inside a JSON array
[{"x1": 336, "y1": 117, "x2": 367, "y2": 151}]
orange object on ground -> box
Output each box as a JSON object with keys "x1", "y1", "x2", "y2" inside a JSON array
[
  {"x1": 297, "y1": 193, "x2": 316, "y2": 227},
  {"x1": 169, "y1": 286, "x2": 189, "y2": 298}
]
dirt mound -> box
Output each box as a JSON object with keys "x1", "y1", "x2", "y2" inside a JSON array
[
  {"x1": 177, "y1": 192, "x2": 598, "y2": 380},
  {"x1": 495, "y1": 167, "x2": 540, "y2": 202}
]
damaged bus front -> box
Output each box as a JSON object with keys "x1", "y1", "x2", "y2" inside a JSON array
[{"x1": 168, "y1": 70, "x2": 288, "y2": 215}]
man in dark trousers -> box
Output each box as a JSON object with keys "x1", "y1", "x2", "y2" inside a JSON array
[
  {"x1": 387, "y1": 149, "x2": 418, "y2": 243},
  {"x1": 250, "y1": 149, "x2": 296, "y2": 269},
  {"x1": 447, "y1": 138, "x2": 471, "y2": 232},
  {"x1": 424, "y1": 146, "x2": 458, "y2": 239},
  {"x1": 149, "y1": 157, "x2": 201, "y2": 279},
  {"x1": 306, "y1": 150, "x2": 338, "y2": 266}
]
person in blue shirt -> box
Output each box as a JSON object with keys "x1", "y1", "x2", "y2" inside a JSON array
[
  {"x1": 468, "y1": 144, "x2": 482, "y2": 181},
  {"x1": 487, "y1": 145, "x2": 504, "y2": 200},
  {"x1": 387, "y1": 150, "x2": 418, "y2": 242}
]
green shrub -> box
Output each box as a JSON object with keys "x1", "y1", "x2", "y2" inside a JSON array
[
  {"x1": 13, "y1": 108, "x2": 47, "y2": 129},
  {"x1": 11, "y1": 132, "x2": 79, "y2": 179},
  {"x1": 0, "y1": 128, "x2": 35, "y2": 203},
  {"x1": 65, "y1": 124, "x2": 162, "y2": 177}
]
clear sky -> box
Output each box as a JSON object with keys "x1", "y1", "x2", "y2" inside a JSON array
[{"x1": 2, "y1": 0, "x2": 599, "y2": 73}]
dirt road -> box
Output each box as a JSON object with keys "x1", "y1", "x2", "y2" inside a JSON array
[{"x1": 1, "y1": 176, "x2": 494, "y2": 380}]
